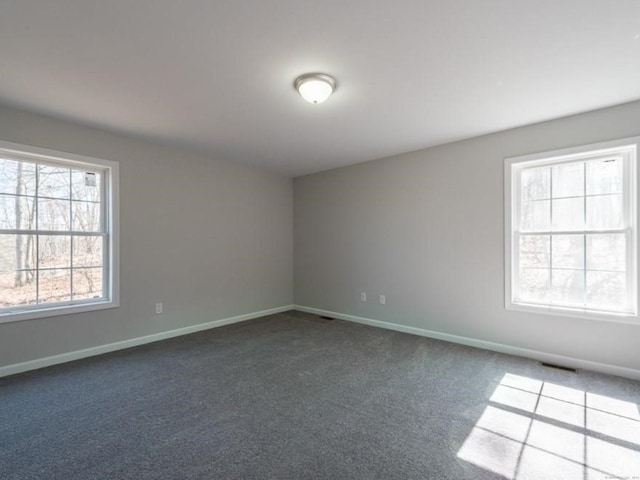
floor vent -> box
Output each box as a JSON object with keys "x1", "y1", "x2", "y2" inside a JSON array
[{"x1": 540, "y1": 362, "x2": 577, "y2": 373}]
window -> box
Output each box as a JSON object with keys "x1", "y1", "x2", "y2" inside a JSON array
[
  {"x1": 0, "y1": 140, "x2": 119, "y2": 322},
  {"x1": 505, "y1": 137, "x2": 638, "y2": 321}
]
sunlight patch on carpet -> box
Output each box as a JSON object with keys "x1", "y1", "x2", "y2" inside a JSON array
[{"x1": 457, "y1": 373, "x2": 640, "y2": 480}]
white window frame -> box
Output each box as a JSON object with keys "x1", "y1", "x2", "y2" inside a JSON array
[
  {"x1": 0, "y1": 140, "x2": 119, "y2": 323},
  {"x1": 505, "y1": 136, "x2": 639, "y2": 324}
]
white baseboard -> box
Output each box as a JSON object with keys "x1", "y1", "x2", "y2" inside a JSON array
[
  {"x1": 0, "y1": 305, "x2": 294, "y2": 378},
  {"x1": 294, "y1": 305, "x2": 640, "y2": 381}
]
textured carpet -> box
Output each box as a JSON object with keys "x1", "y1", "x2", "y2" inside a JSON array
[{"x1": 1, "y1": 310, "x2": 639, "y2": 480}]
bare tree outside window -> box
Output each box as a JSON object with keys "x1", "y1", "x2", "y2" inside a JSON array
[
  {"x1": 0, "y1": 158, "x2": 104, "y2": 308},
  {"x1": 506, "y1": 137, "x2": 638, "y2": 320}
]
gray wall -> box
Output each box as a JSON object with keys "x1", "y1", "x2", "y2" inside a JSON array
[
  {"x1": 294, "y1": 100, "x2": 640, "y2": 372},
  {"x1": 4, "y1": 99, "x2": 640, "y2": 373},
  {"x1": 0, "y1": 105, "x2": 293, "y2": 367}
]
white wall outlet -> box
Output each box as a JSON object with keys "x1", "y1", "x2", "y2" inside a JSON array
[
  {"x1": 155, "y1": 302, "x2": 163, "y2": 314},
  {"x1": 379, "y1": 295, "x2": 386, "y2": 305},
  {"x1": 360, "y1": 292, "x2": 367, "y2": 302}
]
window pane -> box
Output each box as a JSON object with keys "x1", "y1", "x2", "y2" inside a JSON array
[
  {"x1": 552, "y1": 162, "x2": 584, "y2": 198},
  {"x1": 551, "y1": 269, "x2": 585, "y2": 306},
  {"x1": 586, "y1": 271, "x2": 626, "y2": 310},
  {"x1": 518, "y1": 268, "x2": 550, "y2": 302},
  {"x1": 72, "y1": 267, "x2": 103, "y2": 300},
  {"x1": 0, "y1": 269, "x2": 36, "y2": 307},
  {"x1": 38, "y1": 269, "x2": 71, "y2": 304},
  {"x1": 0, "y1": 158, "x2": 36, "y2": 196},
  {"x1": 72, "y1": 201, "x2": 101, "y2": 232},
  {"x1": 38, "y1": 235, "x2": 71, "y2": 269},
  {"x1": 522, "y1": 167, "x2": 550, "y2": 200},
  {"x1": 71, "y1": 170, "x2": 101, "y2": 202},
  {"x1": 586, "y1": 158, "x2": 622, "y2": 195},
  {"x1": 586, "y1": 194, "x2": 623, "y2": 230},
  {"x1": 519, "y1": 235, "x2": 550, "y2": 268},
  {"x1": 38, "y1": 165, "x2": 70, "y2": 199},
  {"x1": 72, "y1": 235, "x2": 103, "y2": 268},
  {"x1": 509, "y1": 140, "x2": 635, "y2": 317},
  {"x1": 37, "y1": 198, "x2": 71, "y2": 231},
  {"x1": 0, "y1": 234, "x2": 14, "y2": 271},
  {"x1": 0, "y1": 194, "x2": 35, "y2": 230},
  {"x1": 552, "y1": 197, "x2": 584, "y2": 231},
  {"x1": 521, "y1": 200, "x2": 550, "y2": 231},
  {"x1": 552, "y1": 235, "x2": 584, "y2": 269},
  {"x1": 0, "y1": 143, "x2": 115, "y2": 315},
  {"x1": 587, "y1": 234, "x2": 625, "y2": 272},
  {"x1": 0, "y1": 234, "x2": 36, "y2": 271}
]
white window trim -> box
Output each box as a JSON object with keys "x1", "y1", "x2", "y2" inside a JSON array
[
  {"x1": 504, "y1": 136, "x2": 639, "y2": 324},
  {"x1": 0, "y1": 140, "x2": 119, "y2": 324}
]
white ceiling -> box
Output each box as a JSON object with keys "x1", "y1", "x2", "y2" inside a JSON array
[{"x1": 1, "y1": 1, "x2": 639, "y2": 177}]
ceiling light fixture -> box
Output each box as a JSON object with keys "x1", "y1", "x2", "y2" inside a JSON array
[{"x1": 294, "y1": 73, "x2": 336, "y2": 104}]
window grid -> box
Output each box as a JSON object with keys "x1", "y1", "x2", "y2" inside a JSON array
[
  {"x1": 517, "y1": 159, "x2": 630, "y2": 310},
  {"x1": 0, "y1": 157, "x2": 109, "y2": 312},
  {"x1": 506, "y1": 138, "x2": 638, "y2": 321}
]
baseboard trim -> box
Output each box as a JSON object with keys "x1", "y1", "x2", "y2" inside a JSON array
[
  {"x1": 294, "y1": 305, "x2": 640, "y2": 381},
  {"x1": 0, "y1": 305, "x2": 294, "y2": 378}
]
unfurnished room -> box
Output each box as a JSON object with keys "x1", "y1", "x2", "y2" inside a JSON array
[{"x1": 1, "y1": 1, "x2": 640, "y2": 479}]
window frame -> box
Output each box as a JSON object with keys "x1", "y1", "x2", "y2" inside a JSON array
[
  {"x1": 505, "y1": 137, "x2": 639, "y2": 324},
  {"x1": 0, "y1": 140, "x2": 119, "y2": 323}
]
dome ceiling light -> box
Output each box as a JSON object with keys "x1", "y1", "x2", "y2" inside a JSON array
[{"x1": 294, "y1": 73, "x2": 336, "y2": 104}]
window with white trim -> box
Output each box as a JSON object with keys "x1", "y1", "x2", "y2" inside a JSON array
[
  {"x1": 0, "y1": 141, "x2": 118, "y2": 323},
  {"x1": 505, "y1": 137, "x2": 638, "y2": 321}
]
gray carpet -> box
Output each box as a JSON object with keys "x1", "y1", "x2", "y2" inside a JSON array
[{"x1": 1, "y1": 310, "x2": 639, "y2": 480}]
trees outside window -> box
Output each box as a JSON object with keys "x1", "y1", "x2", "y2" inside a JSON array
[
  {"x1": 0, "y1": 141, "x2": 118, "y2": 322},
  {"x1": 505, "y1": 138, "x2": 638, "y2": 322}
]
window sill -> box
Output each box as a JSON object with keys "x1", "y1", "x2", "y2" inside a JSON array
[
  {"x1": 0, "y1": 300, "x2": 119, "y2": 324},
  {"x1": 506, "y1": 301, "x2": 639, "y2": 325}
]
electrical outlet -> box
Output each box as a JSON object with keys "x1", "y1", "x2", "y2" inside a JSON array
[
  {"x1": 155, "y1": 302, "x2": 163, "y2": 314},
  {"x1": 379, "y1": 295, "x2": 386, "y2": 305},
  {"x1": 360, "y1": 292, "x2": 367, "y2": 302}
]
